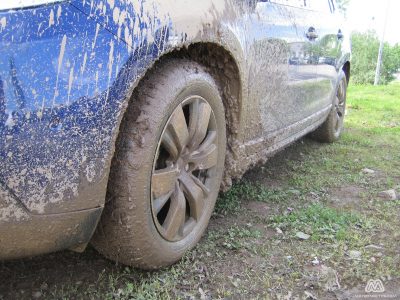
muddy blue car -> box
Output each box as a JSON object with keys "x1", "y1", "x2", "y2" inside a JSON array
[{"x1": 0, "y1": 0, "x2": 350, "y2": 269}]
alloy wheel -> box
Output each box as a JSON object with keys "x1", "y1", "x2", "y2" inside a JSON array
[{"x1": 151, "y1": 96, "x2": 219, "y2": 242}]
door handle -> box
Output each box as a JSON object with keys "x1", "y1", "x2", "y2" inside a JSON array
[
  {"x1": 306, "y1": 27, "x2": 319, "y2": 40},
  {"x1": 337, "y1": 29, "x2": 344, "y2": 40}
]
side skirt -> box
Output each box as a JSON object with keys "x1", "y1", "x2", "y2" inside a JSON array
[{"x1": 240, "y1": 105, "x2": 332, "y2": 165}]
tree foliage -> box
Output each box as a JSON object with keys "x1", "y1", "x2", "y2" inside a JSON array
[
  {"x1": 350, "y1": 31, "x2": 400, "y2": 85},
  {"x1": 335, "y1": 0, "x2": 350, "y2": 15}
]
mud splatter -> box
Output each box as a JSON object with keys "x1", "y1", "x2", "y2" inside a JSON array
[
  {"x1": 80, "y1": 52, "x2": 87, "y2": 75},
  {"x1": 67, "y1": 66, "x2": 74, "y2": 104},
  {"x1": 52, "y1": 34, "x2": 67, "y2": 106},
  {"x1": 48, "y1": 9, "x2": 55, "y2": 27},
  {"x1": 92, "y1": 23, "x2": 100, "y2": 50},
  {"x1": 56, "y1": 5, "x2": 62, "y2": 24},
  {"x1": 0, "y1": 17, "x2": 6, "y2": 31},
  {"x1": 105, "y1": 39, "x2": 114, "y2": 103},
  {"x1": 0, "y1": 188, "x2": 28, "y2": 222}
]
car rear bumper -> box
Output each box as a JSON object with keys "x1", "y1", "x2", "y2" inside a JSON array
[{"x1": 0, "y1": 186, "x2": 102, "y2": 260}]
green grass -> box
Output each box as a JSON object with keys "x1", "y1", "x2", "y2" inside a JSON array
[
  {"x1": 346, "y1": 83, "x2": 400, "y2": 181},
  {"x1": 347, "y1": 83, "x2": 400, "y2": 132},
  {"x1": 262, "y1": 83, "x2": 400, "y2": 196},
  {"x1": 215, "y1": 182, "x2": 297, "y2": 215},
  {"x1": 219, "y1": 225, "x2": 262, "y2": 250},
  {"x1": 269, "y1": 203, "x2": 372, "y2": 242}
]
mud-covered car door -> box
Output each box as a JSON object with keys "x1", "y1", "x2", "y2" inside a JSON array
[
  {"x1": 308, "y1": 0, "x2": 345, "y2": 108},
  {"x1": 248, "y1": 0, "x2": 322, "y2": 140}
]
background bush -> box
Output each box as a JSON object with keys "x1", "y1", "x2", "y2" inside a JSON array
[{"x1": 351, "y1": 31, "x2": 400, "y2": 85}]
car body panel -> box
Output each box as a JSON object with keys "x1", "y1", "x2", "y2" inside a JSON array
[
  {"x1": 249, "y1": 2, "x2": 324, "y2": 138},
  {"x1": 1, "y1": 2, "x2": 124, "y2": 215},
  {"x1": 0, "y1": 0, "x2": 350, "y2": 259},
  {"x1": 0, "y1": 204, "x2": 102, "y2": 260}
]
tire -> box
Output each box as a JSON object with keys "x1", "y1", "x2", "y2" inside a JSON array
[
  {"x1": 311, "y1": 70, "x2": 347, "y2": 143},
  {"x1": 91, "y1": 59, "x2": 227, "y2": 269}
]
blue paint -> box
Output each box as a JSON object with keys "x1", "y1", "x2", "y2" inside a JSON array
[{"x1": 0, "y1": 1, "x2": 170, "y2": 213}]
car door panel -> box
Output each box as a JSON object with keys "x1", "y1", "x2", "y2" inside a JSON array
[{"x1": 246, "y1": 0, "x2": 323, "y2": 143}]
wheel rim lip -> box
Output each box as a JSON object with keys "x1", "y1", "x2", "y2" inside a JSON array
[{"x1": 150, "y1": 95, "x2": 218, "y2": 242}]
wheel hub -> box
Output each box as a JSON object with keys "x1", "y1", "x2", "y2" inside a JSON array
[{"x1": 151, "y1": 96, "x2": 218, "y2": 242}]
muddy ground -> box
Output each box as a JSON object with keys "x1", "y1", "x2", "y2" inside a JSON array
[{"x1": 0, "y1": 85, "x2": 399, "y2": 299}]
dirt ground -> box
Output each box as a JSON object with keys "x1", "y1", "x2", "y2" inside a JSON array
[{"x1": 0, "y1": 85, "x2": 399, "y2": 299}]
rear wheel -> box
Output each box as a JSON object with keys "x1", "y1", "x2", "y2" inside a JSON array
[
  {"x1": 92, "y1": 59, "x2": 226, "y2": 269},
  {"x1": 311, "y1": 70, "x2": 347, "y2": 143}
]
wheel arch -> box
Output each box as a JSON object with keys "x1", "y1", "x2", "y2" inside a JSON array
[
  {"x1": 112, "y1": 41, "x2": 245, "y2": 192},
  {"x1": 342, "y1": 61, "x2": 351, "y2": 84}
]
